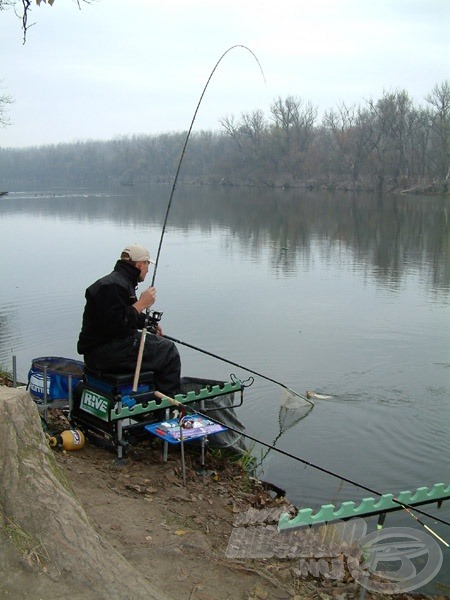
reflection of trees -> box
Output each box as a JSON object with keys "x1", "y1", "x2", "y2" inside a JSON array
[{"x1": 3, "y1": 186, "x2": 449, "y2": 291}]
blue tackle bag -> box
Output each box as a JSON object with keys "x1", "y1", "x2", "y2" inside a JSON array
[{"x1": 27, "y1": 356, "x2": 84, "y2": 402}]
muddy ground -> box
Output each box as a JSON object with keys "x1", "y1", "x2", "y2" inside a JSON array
[
  {"x1": 47, "y1": 410, "x2": 446, "y2": 600},
  {"x1": 0, "y1": 369, "x2": 446, "y2": 600}
]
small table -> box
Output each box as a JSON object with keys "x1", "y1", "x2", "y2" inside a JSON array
[{"x1": 145, "y1": 415, "x2": 227, "y2": 485}]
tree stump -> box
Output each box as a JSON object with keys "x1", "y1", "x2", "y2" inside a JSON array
[{"x1": 0, "y1": 386, "x2": 170, "y2": 600}]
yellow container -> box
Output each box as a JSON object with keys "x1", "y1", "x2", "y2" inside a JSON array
[{"x1": 49, "y1": 429, "x2": 85, "y2": 451}]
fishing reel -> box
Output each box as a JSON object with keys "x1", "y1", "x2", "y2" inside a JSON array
[{"x1": 147, "y1": 309, "x2": 163, "y2": 333}]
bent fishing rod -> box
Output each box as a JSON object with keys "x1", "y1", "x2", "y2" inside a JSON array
[
  {"x1": 155, "y1": 390, "x2": 450, "y2": 544},
  {"x1": 150, "y1": 45, "x2": 265, "y2": 287},
  {"x1": 164, "y1": 333, "x2": 314, "y2": 406},
  {"x1": 132, "y1": 44, "x2": 265, "y2": 391}
]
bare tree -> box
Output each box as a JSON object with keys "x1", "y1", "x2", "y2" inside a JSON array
[
  {"x1": 270, "y1": 95, "x2": 318, "y2": 179},
  {"x1": 0, "y1": 85, "x2": 13, "y2": 128},
  {"x1": 0, "y1": 0, "x2": 90, "y2": 43},
  {"x1": 426, "y1": 80, "x2": 450, "y2": 184},
  {"x1": 365, "y1": 90, "x2": 416, "y2": 190},
  {"x1": 220, "y1": 114, "x2": 247, "y2": 165},
  {"x1": 240, "y1": 109, "x2": 266, "y2": 149},
  {"x1": 324, "y1": 102, "x2": 374, "y2": 184}
]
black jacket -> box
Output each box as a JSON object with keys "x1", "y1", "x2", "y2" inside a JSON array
[{"x1": 77, "y1": 260, "x2": 146, "y2": 354}]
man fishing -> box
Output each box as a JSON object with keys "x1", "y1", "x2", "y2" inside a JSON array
[{"x1": 77, "y1": 244, "x2": 181, "y2": 396}]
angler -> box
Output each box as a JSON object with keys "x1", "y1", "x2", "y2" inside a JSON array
[{"x1": 77, "y1": 243, "x2": 181, "y2": 398}]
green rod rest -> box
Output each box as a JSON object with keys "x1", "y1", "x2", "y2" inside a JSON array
[
  {"x1": 278, "y1": 483, "x2": 450, "y2": 530},
  {"x1": 110, "y1": 380, "x2": 243, "y2": 421}
]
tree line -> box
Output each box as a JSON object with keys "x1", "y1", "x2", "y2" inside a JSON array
[{"x1": 0, "y1": 81, "x2": 448, "y2": 193}]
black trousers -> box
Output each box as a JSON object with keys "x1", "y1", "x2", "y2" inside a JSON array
[{"x1": 84, "y1": 332, "x2": 181, "y2": 397}]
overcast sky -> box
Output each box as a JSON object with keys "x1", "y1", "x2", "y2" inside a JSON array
[{"x1": 1, "y1": 0, "x2": 449, "y2": 149}]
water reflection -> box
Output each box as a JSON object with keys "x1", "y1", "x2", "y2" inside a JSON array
[{"x1": 3, "y1": 185, "x2": 449, "y2": 292}]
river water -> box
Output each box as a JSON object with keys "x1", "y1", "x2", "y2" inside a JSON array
[{"x1": 1, "y1": 184, "x2": 449, "y2": 591}]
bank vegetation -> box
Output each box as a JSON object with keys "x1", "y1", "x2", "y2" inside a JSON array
[{"x1": 0, "y1": 81, "x2": 449, "y2": 194}]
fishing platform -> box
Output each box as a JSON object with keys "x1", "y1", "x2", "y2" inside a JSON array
[
  {"x1": 16, "y1": 356, "x2": 450, "y2": 529},
  {"x1": 74, "y1": 368, "x2": 245, "y2": 462},
  {"x1": 25, "y1": 355, "x2": 246, "y2": 461}
]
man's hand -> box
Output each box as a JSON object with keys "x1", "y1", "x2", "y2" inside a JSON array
[{"x1": 133, "y1": 286, "x2": 156, "y2": 313}]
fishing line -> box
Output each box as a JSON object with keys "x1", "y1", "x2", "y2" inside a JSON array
[
  {"x1": 164, "y1": 333, "x2": 315, "y2": 407},
  {"x1": 133, "y1": 45, "x2": 265, "y2": 392},
  {"x1": 154, "y1": 391, "x2": 450, "y2": 534}
]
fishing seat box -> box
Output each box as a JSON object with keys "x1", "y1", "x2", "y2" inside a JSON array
[
  {"x1": 83, "y1": 367, "x2": 154, "y2": 397},
  {"x1": 71, "y1": 369, "x2": 246, "y2": 459},
  {"x1": 71, "y1": 367, "x2": 160, "y2": 451}
]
